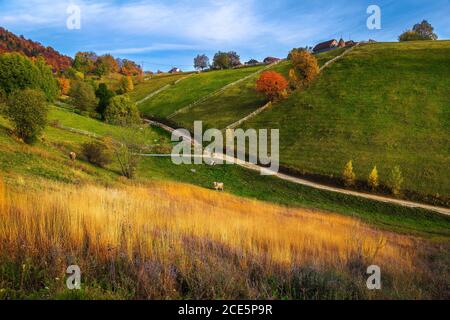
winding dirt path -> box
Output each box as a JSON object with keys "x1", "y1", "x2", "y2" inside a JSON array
[{"x1": 145, "y1": 119, "x2": 450, "y2": 216}]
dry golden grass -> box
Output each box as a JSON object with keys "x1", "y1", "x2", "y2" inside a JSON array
[{"x1": 0, "y1": 178, "x2": 445, "y2": 299}]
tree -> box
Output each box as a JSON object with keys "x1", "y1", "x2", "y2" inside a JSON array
[
  {"x1": 73, "y1": 52, "x2": 97, "y2": 74},
  {"x1": 120, "y1": 59, "x2": 142, "y2": 76},
  {"x1": 194, "y1": 54, "x2": 209, "y2": 71},
  {"x1": 399, "y1": 20, "x2": 438, "y2": 41},
  {"x1": 0, "y1": 52, "x2": 58, "y2": 101},
  {"x1": 368, "y1": 166, "x2": 379, "y2": 191},
  {"x1": 58, "y1": 77, "x2": 71, "y2": 95},
  {"x1": 343, "y1": 160, "x2": 356, "y2": 187},
  {"x1": 120, "y1": 76, "x2": 134, "y2": 93},
  {"x1": 104, "y1": 95, "x2": 141, "y2": 126},
  {"x1": 256, "y1": 71, "x2": 289, "y2": 101},
  {"x1": 289, "y1": 49, "x2": 319, "y2": 90},
  {"x1": 389, "y1": 166, "x2": 403, "y2": 196},
  {"x1": 227, "y1": 51, "x2": 241, "y2": 67},
  {"x1": 95, "y1": 83, "x2": 116, "y2": 118},
  {"x1": 95, "y1": 54, "x2": 119, "y2": 76},
  {"x1": 212, "y1": 51, "x2": 231, "y2": 70},
  {"x1": 112, "y1": 130, "x2": 146, "y2": 179},
  {"x1": 69, "y1": 81, "x2": 97, "y2": 112},
  {"x1": 34, "y1": 57, "x2": 60, "y2": 101},
  {"x1": 6, "y1": 89, "x2": 48, "y2": 144},
  {"x1": 81, "y1": 140, "x2": 113, "y2": 168}
]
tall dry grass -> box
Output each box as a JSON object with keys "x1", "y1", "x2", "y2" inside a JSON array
[{"x1": 0, "y1": 178, "x2": 445, "y2": 299}]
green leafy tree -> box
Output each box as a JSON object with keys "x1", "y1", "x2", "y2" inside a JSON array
[
  {"x1": 399, "y1": 20, "x2": 438, "y2": 41},
  {"x1": 389, "y1": 166, "x2": 404, "y2": 196},
  {"x1": 104, "y1": 95, "x2": 141, "y2": 126},
  {"x1": 34, "y1": 57, "x2": 59, "y2": 101},
  {"x1": 6, "y1": 89, "x2": 48, "y2": 144},
  {"x1": 95, "y1": 54, "x2": 119, "y2": 77},
  {"x1": 343, "y1": 160, "x2": 356, "y2": 187},
  {"x1": 95, "y1": 83, "x2": 116, "y2": 118},
  {"x1": 212, "y1": 51, "x2": 231, "y2": 70},
  {"x1": 73, "y1": 52, "x2": 97, "y2": 74},
  {"x1": 69, "y1": 80, "x2": 98, "y2": 112},
  {"x1": 120, "y1": 76, "x2": 134, "y2": 93}
]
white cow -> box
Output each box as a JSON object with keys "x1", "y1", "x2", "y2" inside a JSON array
[{"x1": 213, "y1": 182, "x2": 224, "y2": 191}]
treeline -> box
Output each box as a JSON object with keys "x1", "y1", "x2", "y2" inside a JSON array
[{"x1": 0, "y1": 27, "x2": 72, "y2": 72}]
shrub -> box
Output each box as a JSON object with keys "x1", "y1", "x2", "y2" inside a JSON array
[
  {"x1": 112, "y1": 131, "x2": 146, "y2": 179},
  {"x1": 6, "y1": 89, "x2": 48, "y2": 144},
  {"x1": 368, "y1": 166, "x2": 379, "y2": 191},
  {"x1": 81, "y1": 140, "x2": 113, "y2": 168},
  {"x1": 256, "y1": 71, "x2": 289, "y2": 101},
  {"x1": 104, "y1": 95, "x2": 141, "y2": 126},
  {"x1": 389, "y1": 166, "x2": 404, "y2": 196},
  {"x1": 69, "y1": 80, "x2": 98, "y2": 112},
  {"x1": 343, "y1": 161, "x2": 356, "y2": 187},
  {"x1": 289, "y1": 50, "x2": 319, "y2": 89}
]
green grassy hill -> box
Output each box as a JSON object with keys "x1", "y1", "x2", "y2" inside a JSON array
[
  {"x1": 243, "y1": 41, "x2": 450, "y2": 205},
  {"x1": 137, "y1": 65, "x2": 266, "y2": 118},
  {"x1": 0, "y1": 107, "x2": 449, "y2": 238}
]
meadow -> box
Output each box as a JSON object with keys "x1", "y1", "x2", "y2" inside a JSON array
[
  {"x1": 244, "y1": 41, "x2": 450, "y2": 206},
  {"x1": 0, "y1": 179, "x2": 448, "y2": 299},
  {"x1": 137, "y1": 65, "x2": 266, "y2": 118}
]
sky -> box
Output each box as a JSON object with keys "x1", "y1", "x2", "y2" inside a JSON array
[{"x1": 0, "y1": 0, "x2": 448, "y2": 71}]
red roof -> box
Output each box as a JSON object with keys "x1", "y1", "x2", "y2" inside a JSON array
[{"x1": 313, "y1": 39, "x2": 337, "y2": 52}]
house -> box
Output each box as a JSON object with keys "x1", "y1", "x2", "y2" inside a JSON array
[
  {"x1": 312, "y1": 39, "x2": 339, "y2": 53},
  {"x1": 338, "y1": 38, "x2": 346, "y2": 48},
  {"x1": 345, "y1": 40, "x2": 357, "y2": 47},
  {"x1": 169, "y1": 67, "x2": 181, "y2": 73},
  {"x1": 263, "y1": 57, "x2": 281, "y2": 64}
]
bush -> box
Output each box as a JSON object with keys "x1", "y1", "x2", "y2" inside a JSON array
[
  {"x1": 69, "y1": 80, "x2": 98, "y2": 112},
  {"x1": 343, "y1": 161, "x2": 356, "y2": 187},
  {"x1": 81, "y1": 140, "x2": 113, "y2": 168},
  {"x1": 104, "y1": 95, "x2": 141, "y2": 126},
  {"x1": 289, "y1": 50, "x2": 319, "y2": 89},
  {"x1": 389, "y1": 166, "x2": 404, "y2": 196},
  {"x1": 256, "y1": 71, "x2": 289, "y2": 101},
  {"x1": 368, "y1": 166, "x2": 379, "y2": 191},
  {"x1": 112, "y1": 131, "x2": 146, "y2": 179},
  {"x1": 6, "y1": 89, "x2": 48, "y2": 144}
]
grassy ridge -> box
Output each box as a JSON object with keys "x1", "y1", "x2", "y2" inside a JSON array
[
  {"x1": 244, "y1": 41, "x2": 450, "y2": 204},
  {"x1": 128, "y1": 73, "x2": 188, "y2": 102},
  {"x1": 138, "y1": 65, "x2": 266, "y2": 118},
  {"x1": 2, "y1": 107, "x2": 449, "y2": 239}
]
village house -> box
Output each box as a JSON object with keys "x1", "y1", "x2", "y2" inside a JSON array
[
  {"x1": 312, "y1": 38, "x2": 356, "y2": 54},
  {"x1": 263, "y1": 57, "x2": 281, "y2": 64},
  {"x1": 169, "y1": 67, "x2": 182, "y2": 73}
]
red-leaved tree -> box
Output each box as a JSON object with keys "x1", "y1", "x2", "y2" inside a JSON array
[{"x1": 256, "y1": 71, "x2": 288, "y2": 101}]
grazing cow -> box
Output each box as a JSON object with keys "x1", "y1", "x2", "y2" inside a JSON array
[
  {"x1": 69, "y1": 152, "x2": 77, "y2": 161},
  {"x1": 213, "y1": 182, "x2": 224, "y2": 191}
]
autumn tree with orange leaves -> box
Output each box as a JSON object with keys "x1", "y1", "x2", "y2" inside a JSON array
[
  {"x1": 288, "y1": 49, "x2": 319, "y2": 90},
  {"x1": 58, "y1": 77, "x2": 71, "y2": 95},
  {"x1": 256, "y1": 71, "x2": 288, "y2": 101}
]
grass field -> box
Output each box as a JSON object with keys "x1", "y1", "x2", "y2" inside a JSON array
[
  {"x1": 138, "y1": 65, "x2": 266, "y2": 118},
  {"x1": 244, "y1": 41, "x2": 450, "y2": 205},
  {"x1": 128, "y1": 73, "x2": 189, "y2": 102},
  {"x1": 0, "y1": 108, "x2": 449, "y2": 239},
  {"x1": 1, "y1": 179, "x2": 448, "y2": 299}
]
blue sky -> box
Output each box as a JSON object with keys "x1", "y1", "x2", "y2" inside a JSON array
[{"x1": 0, "y1": 0, "x2": 448, "y2": 71}]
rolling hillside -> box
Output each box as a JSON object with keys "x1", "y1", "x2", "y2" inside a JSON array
[{"x1": 243, "y1": 41, "x2": 450, "y2": 206}]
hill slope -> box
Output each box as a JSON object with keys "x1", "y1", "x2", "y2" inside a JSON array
[{"x1": 244, "y1": 41, "x2": 450, "y2": 205}]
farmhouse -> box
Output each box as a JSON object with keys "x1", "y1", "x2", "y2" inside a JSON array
[
  {"x1": 169, "y1": 67, "x2": 182, "y2": 73},
  {"x1": 313, "y1": 38, "x2": 355, "y2": 53},
  {"x1": 263, "y1": 57, "x2": 281, "y2": 64}
]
